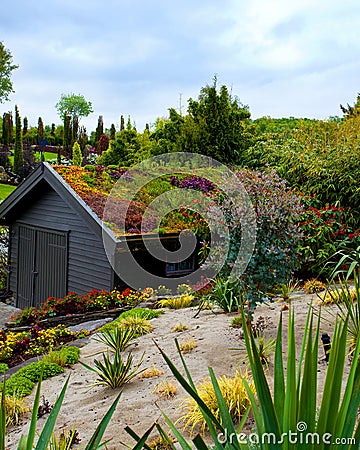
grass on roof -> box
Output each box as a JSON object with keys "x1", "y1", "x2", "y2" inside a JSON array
[{"x1": 0, "y1": 183, "x2": 16, "y2": 200}]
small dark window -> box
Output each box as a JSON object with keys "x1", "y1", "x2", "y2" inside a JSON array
[{"x1": 166, "y1": 257, "x2": 195, "y2": 277}]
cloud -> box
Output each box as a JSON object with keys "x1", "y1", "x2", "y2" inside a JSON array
[{"x1": 2, "y1": 0, "x2": 360, "y2": 131}]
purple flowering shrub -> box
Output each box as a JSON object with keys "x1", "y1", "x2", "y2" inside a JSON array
[
  {"x1": 207, "y1": 168, "x2": 304, "y2": 307},
  {"x1": 170, "y1": 175, "x2": 215, "y2": 192}
]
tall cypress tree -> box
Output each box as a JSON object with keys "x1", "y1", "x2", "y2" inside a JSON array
[
  {"x1": 120, "y1": 115, "x2": 125, "y2": 131},
  {"x1": 2, "y1": 112, "x2": 13, "y2": 149},
  {"x1": 37, "y1": 117, "x2": 45, "y2": 142},
  {"x1": 95, "y1": 115, "x2": 104, "y2": 148},
  {"x1": 110, "y1": 123, "x2": 116, "y2": 140},
  {"x1": 63, "y1": 114, "x2": 71, "y2": 157},
  {"x1": 23, "y1": 117, "x2": 28, "y2": 135},
  {"x1": 13, "y1": 105, "x2": 24, "y2": 173}
]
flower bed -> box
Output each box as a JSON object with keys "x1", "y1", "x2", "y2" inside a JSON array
[
  {"x1": 0, "y1": 325, "x2": 82, "y2": 368},
  {"x1": 8, "y1": 288, "x2": 150, "y2": 328}
]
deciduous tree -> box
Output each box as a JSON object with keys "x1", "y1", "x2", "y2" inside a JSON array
[
  {"x1": 55, "y1": 93, "x2": 93, "y2": 147},
  {"x1": 0, "y1": 42, "x2": 18, "y2": 103}
]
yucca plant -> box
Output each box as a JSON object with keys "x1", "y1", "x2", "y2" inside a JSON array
[
  {"x1": 82, "y1": 350, "x2": 144, "y2": 389},
  {"x1": 127, "y1": 304, "x2": 360, "y2": 449},
  {"x1": 277, "y1": 278, "x2": 301, "y2": 302},
  {"x1": 235, "y1": 334, "x2": 276, "y2": 368},
  {"x1": 0, "y1": 374, "x2": 122, "y2": 450},
  {"x1": 93, "y1": 327, "x2": 136, "y2": 353}
]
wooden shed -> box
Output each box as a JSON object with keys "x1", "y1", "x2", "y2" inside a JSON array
[{"x1": 0, "y1": 163, "x2": 196, "y2": 309}]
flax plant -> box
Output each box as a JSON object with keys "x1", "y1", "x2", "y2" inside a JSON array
[{"x1": 128, "y1": 305, "x2": 360, "y2": 449}]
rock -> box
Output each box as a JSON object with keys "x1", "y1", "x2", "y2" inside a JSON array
[{"x1": 68, "y1": 318, "x2": 113, "y2": 333}]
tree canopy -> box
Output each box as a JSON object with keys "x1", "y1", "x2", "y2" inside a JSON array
[
  {"x1": 0, "y1": 42, "x2": 18, "y2": 103},
  {"x1": 340, "y1": 93, "x2": 360, "y2": 119},
  {"x1": 55, "y1": 93, "x2": 93, "y2": 121}
]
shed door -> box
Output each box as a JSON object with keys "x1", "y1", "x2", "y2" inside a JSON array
[{"x1": 17, "y1": 225, "x2": 68, "y2": 309}]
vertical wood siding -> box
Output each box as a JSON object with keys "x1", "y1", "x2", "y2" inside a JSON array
[{"x1": 9, "y1": 187, "x2": 113, "y2": 304}]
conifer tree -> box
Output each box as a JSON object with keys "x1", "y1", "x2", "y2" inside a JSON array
[
  {"x1": 110, "y1": 123, "x2": 116, "y2": 140},
  {"x1": 37, "y1": 117, "x2": 44, "y2": 141},
  {"x1": 63, "y1": 114, "x2": 71, "y2": 157},
  {"x1": 13, "y1": 105, "x2": 24, "y2": 173},
  {"x1": 2, "y1": 112, "x2": 13, "y2": 149},
  {"x1": 72, "y1": 141, "x2": 82, "y2": 166},
  {"x1": 120, "y1": 115, "x2": 125, "y2": 131},
  {"x1": 23, "y1": 117, "x2": 28, "y2": 135},
  {"x1": 95, "y1": 115, "x2": 104, "y2": 148}
]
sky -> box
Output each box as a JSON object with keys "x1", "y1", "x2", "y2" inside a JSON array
[{"x1": 2, "y1": 0, "x2": 360, "y2": 133}]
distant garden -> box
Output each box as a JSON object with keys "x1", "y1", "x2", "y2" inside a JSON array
[{"x1": 1, "y1": 81, "x2": 360, "y2": 293}]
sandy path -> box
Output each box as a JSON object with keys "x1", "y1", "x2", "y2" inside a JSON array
[{"x1": 6, "y1": 294, "x2": 343, "y2": 449}]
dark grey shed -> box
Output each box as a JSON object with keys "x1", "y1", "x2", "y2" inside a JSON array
[{"x1": 0, "y1": 163, "x2": 195, "y2": 309}]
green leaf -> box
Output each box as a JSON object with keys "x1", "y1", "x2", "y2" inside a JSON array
[
  {"x1": 25, "y1": 371, "x2": 44, "y2": 450},
  {"x1": 124, "y1": 423, "x2": 155, "y2": 450},
  {"x1": 34, "y1": 375, "x2": 70, "y2": 450},
  {"x1": 154, "y1": 341, "x2": 224, "y2": 434},
  {"x1": 84, "y1": 390, "x2": 122, "y2": 450},
  {"x1": 273, "y1": 313, "x2": 285, "y2": 429},
  {"x1": 209, "y1": 367, "x2": 241, "y2": 450},
  {"x1": 283, "y1": 308, "x2": 297, "y2": 445},
  {"x1": 161, "y1": 409, "x2": 193, "y2": 450},
  {"x1": 0, "y1": 376, "x2": 5, "y2": 450}
]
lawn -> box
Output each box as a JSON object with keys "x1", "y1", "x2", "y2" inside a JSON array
[
  {"x1": 8, "y1": 151, "x2": 57, "y2": 166},
  {"x1": 0, "y1": 183, "x2": 16, "y2": 200}
]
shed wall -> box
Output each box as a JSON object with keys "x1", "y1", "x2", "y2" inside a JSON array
[{"x1": 9, "y1": 187, "x2": 113, "y2": 302}]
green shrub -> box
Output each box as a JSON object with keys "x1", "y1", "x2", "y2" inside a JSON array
[
  {"x1": 156, "y1": 295, "x2": 193, "y2": 309},
  {"x1": 303, "y1": 278, "x2": 326, "y2": 294},
  {"x1": 98, "y1": 308, "x2": 163, "y2": 333},
  {"x1": 83, "y1": 164, "x2": 95, "y2": 172},
  {"x1": 207, "y1": 168, "x2": 303, "y2": 308},
  {"x1": 72, "y1": 141, "x2": 82, "y2": 167},
  {"x1": 120, "y1": 308, "x2": 163, "y2": 321},
  {"x1": 0, "y1": 363, "x2": 9, "y2": 373},
  {"x1": 15, "y1": 361, "x2": 64, "y2": 383},
  {"x1": 6, "y1": 375, "x2": 35, "y2": 398},
  {"x1": 206, "y1": 276, "x2": 243, "y2": 312},
  {"x1": 42, "y1": 346, "x2": 80, "y2": 367}
]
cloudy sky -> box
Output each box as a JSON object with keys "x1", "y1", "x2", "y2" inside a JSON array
[{"x1": 2, "y1": 0, "x2": 360, "y2": 132}]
